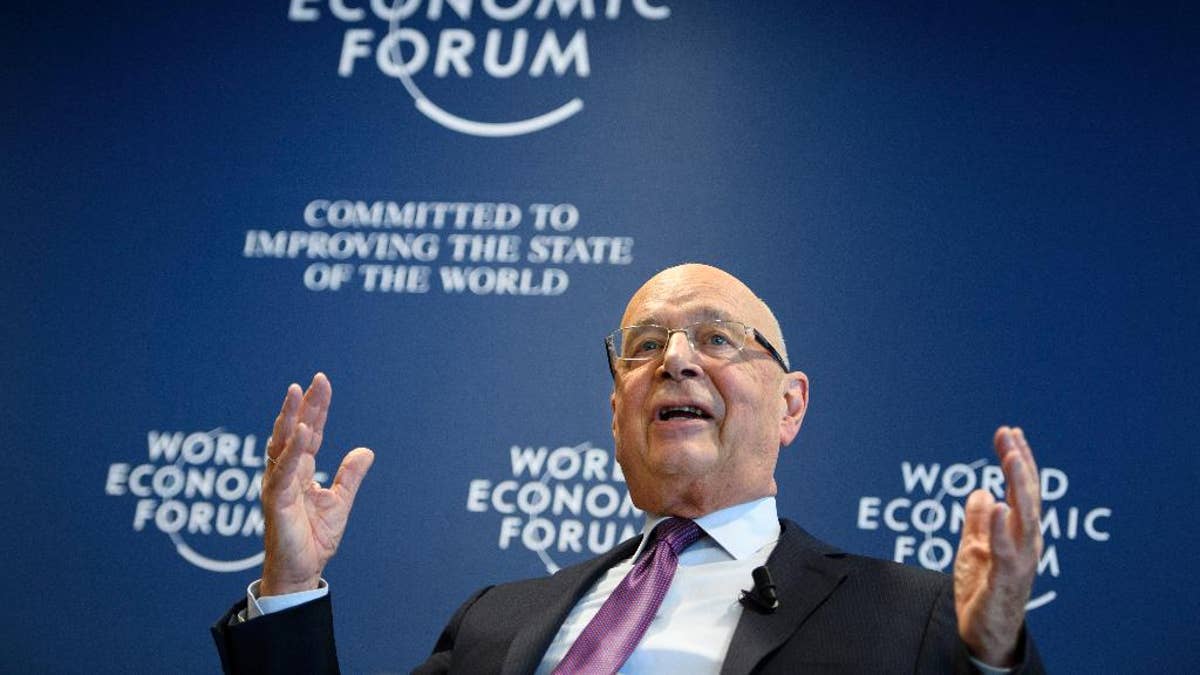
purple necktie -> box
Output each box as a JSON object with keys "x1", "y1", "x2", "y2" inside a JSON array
[{"x1": 553, "y1": 517, "x2": 703, "y2": 674}]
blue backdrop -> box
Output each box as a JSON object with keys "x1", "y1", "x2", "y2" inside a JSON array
[{"x1": 4, "y1": 1, "x2": 1197, "y2": 672}]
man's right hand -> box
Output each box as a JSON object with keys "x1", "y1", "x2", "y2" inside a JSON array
[{"x1": 260, "y1": 372, "x2": 375, "y2": 596}]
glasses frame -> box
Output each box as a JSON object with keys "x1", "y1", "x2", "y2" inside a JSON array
[{"x1": 605, "y1": 320, "x2": 790, "y2": 379}]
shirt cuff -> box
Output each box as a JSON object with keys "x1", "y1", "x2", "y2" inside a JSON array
[
  {"x1": 969, "y1": 655, "x2": 1014, "y2": 674},
  {"x1": 239, "y1": 579, "x2": 329, "y2": 622}
]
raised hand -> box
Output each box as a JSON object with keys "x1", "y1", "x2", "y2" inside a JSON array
[
  {"x1": 954, "y1": 427, "x2": 1043, "y2": 666},
  {"x1": 260, "y1": 373, "x2": 375, "y2": 596}
]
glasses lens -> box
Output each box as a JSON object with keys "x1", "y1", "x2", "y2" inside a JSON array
[
  {"x1": 613, "y1": 325, "x2": 668, "y2": 360},
  {"x1": 691, "y1": 320, "x2": 748, "y2": 356}
]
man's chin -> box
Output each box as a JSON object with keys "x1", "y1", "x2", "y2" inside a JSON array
[
  {"x1": 644, "y1": 441, "x2": 720, "y2": 476},
  {"x1": 649, "y1": 418, "x2": 717, "y2": 442}
]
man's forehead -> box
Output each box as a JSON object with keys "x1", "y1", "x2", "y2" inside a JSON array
[
  {"x1": 624, "y1": 304, "x2": 736, "y2": 326},
  {"x1": 622, "y1": 271, "x2": 762, "y2": 325}
]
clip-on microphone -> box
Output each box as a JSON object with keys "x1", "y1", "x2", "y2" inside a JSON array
[{"x1": 739, "y1": 565, "x2": 780, "y2": 613}]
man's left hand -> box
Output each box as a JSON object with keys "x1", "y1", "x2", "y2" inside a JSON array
[{"x1": 954, "y1": 426, "x2": 1044, "y2": 667}]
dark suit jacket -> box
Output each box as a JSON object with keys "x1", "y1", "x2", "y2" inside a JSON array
[{"x1": 213, "y1": 519, "x2": 1043, "y2": 674}]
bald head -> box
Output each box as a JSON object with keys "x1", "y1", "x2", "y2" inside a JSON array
[{"x1": 621, "y1": 263, "x2": 789, "y2": 368}]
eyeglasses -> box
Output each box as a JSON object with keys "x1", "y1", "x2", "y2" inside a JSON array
[{"x1": 605, "y1": 319, "x2": 790, "y2": 378}]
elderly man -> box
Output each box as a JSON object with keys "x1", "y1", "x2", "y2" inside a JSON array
[{"x1": 213, "y1": 263, "x2": 1044, "y2": 673}]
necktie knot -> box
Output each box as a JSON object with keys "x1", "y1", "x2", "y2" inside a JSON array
[{"x1": 652, "y1": 517, "x2": 703, "y2": 556}]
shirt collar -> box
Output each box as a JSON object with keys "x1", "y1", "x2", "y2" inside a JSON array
[{"x1": 635, "y1": 496, "x2": 780, "y2": 561}]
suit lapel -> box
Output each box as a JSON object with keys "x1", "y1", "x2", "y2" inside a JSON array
[
  {"x1": 719, "y1": 519, "x2": 849, "y2": 675},
  {"x1": 500, "y1": 536, "x2": 644, "y2": 675}
]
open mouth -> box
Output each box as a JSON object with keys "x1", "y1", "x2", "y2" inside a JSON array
[{"x1": 657, "y1": 405, "x2": 713, "y2": 421}]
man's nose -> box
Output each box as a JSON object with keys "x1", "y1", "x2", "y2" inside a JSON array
[{"x1": 660, "y1": 330, "x2": 701, "y2": 379}]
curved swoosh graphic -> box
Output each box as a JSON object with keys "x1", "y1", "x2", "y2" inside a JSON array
[
  {"x1": 171, "y1": 532, "x2": 264, "y2": 573},
  {"x1": 387, "y1": 12, "x2": 583, "y2": 137},
  {"x1": 1025, "y1": 590, "x2": 1056, "y2": 611},
  {"x1": 415, "y1": 96, "x2": 583, "y2": 138}
]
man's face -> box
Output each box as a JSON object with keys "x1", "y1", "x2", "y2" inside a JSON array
[{"x1": 610, "y1": 265, "x2": 807, "y2": 517}]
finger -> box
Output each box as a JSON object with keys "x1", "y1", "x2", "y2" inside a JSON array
[
  {"x1": 331, "y1": 448, "x2": 376, "y2": 508},
  {"x1": 1005, "y1": 455, "x2": 1041, "y2": 551},
  {"x1": 1000, "y1": 454, "x2": 1030, "y2": 542},
  {"x1": 299, "y1": 373, "x2": 333, "y2": 439},
  {"x1": 991, "y1": 428, "x2": 1044, "y2": 551},
  {"x1": 962, "y1": 489, "x2": 995, "y2": 540},
  {"x1": 1001, "y1": 446, "x2": 1022, "y2": 510},
  {"x1": 992, "y1": 427, "x2": 1016, "y2": 508},
  {"x1": 1012, "y1": 428, "x2": 1043, "y2": 549},
  {"x1": 997, "y1": 428, "x2": 1041, "y2": 540},
  {"x1": 994, "y1": 428, "x2": 1026, "y2": 511},
  {"x1": 989, "y1": 502, "x2": 1016, "y2": 565},
  {"x1": 267, "y1": 383, "x2": 303, "y2": 462},
  {"x1": 992, "y1": 426, "x2": 1017, "y2": 466},
  {"x1": 1013, "y1": 428, "x2": 1041, "y2": 502},
  {"x1": 273, "y1": 422, "x2": 317, "y2": 493},
  {"x1": 265, "y1": 420, "x2": 316, "y2": 504}
]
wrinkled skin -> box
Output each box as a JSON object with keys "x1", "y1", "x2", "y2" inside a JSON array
[
  {"x1": 954, "y1": 426, "x2": 1044, "y2": 666},
  {"x1": 259, "y1": 373, "x2": 374, "y2": 596},
  {"x1": 609, "y1": 264, "x2": 808, "y2": 518}
]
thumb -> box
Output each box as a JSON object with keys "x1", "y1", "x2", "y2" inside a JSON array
[{"x1": 332, "y1": 447, "x2": 375, "y2": 506}]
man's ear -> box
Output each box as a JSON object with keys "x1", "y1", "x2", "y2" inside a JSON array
[
  {"x1": 779, "y1": 371, "x2": 809, "y2": 447},
  {"x1": 610, "y1": 390, "x2": 618, "y2": 438}
]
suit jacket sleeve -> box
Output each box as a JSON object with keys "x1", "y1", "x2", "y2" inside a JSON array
[{"x1": 211, "y1": 594, "x2": 340, "y2": 675}]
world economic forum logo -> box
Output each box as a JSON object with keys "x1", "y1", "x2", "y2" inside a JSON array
[
  {"x1": 856, "y1": 458, "x2": 1113, "y2": 611},
  {"x1": 104, "y1": 429, "x2": 327, "y2": 573},
  {"x1": 466, "y1": 440, "x2": 641, "y2": 572},
  {"x1": 288, "y1": 0, "x2": 672, "y2": 137}
]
